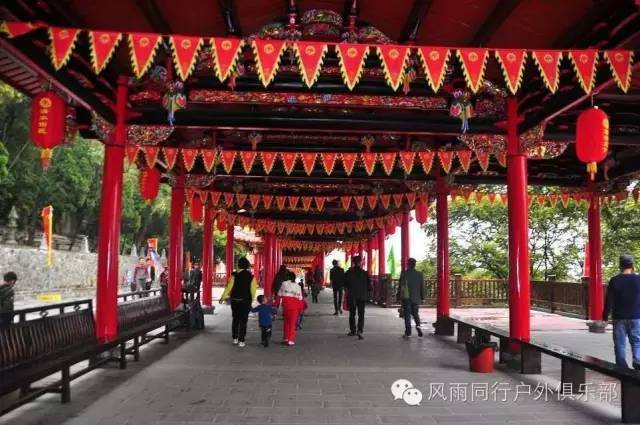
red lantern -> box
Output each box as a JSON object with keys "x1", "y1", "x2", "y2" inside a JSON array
[
  {"x1": 215, "y1": 213, "x2": 226, "y2": 231},
  {"x1": 138, "y1": 168, "x2": 161, "y2": 203},
  {"x1": 30, "y1": 91, "x2": 66, "y2": 168},
  {"x1": 414, "y1": 200, "x2": 428, "y2": 224},
  {"x1": 576, "y1": 106, "x2": 609, "y2": 180},
  {"x1": 190, "y1": 194, "x2": 204, "y2": 223}
]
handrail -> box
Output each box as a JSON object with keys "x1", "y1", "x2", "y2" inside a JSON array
[
  {"x1": 8, "y1": 298, "x2": 93, "y2": 324},
  {"x1": 117, "y1": 289, "x2": 162, "y2": 301}
]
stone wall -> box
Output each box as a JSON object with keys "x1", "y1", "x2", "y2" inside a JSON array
[{"x1": 0, "y1": 244, "x2": 138, "y2": 301}]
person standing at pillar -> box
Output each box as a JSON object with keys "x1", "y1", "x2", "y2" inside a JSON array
[
  {"x1": 603, "y1": 254, "x2": 640, "y2": 369},
  {"x1": 220, "y1": 257, "x2": 257, "y2": 348},
  {"x1": 397, "y1": 258, "x2": 424, "y2": 338},
  {"x1": 0, "y1": 272, "x2": 17, "y2": 326},
  {"x1": 344, "y1": 255, "x2": 371, "y2": 340},
  {"x1": 189, "y1": 261, "x2": 203, "y2": 296},
  {"x1": 330, "y1": 260, "x2": 345, "y2": 315}
]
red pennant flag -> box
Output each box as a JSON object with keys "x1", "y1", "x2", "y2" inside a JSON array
[
  {"x1": 536, "y1": 194, "x2": 546, "y2": 207},
  {"x1": 301, "y1": 152, "x2": 317, "y2": 176},
  {"x1": 560, "y1": 192, "x2": 570, "y2": 208},
  {"x1": 236, "y1": 193, "x2": 247, "y2": 208},
  {"x1": 456, "y1": 150, "x2": 473, "y2": 173},
  {"x1": 476, "y1": 151, "x2": 490, "y2": 172},
  {"x1": 250, "y1": 194, "x2": 261, "y2": 210},
  {"x1": 438, "y1": 151, "x2": 454, "y2": 173},
  {"x1": 366, "y1": 195, "x2": 377, "y2": 210},
  {"x1": 260, "y1": 151, "x2": 277, "y2": 174},
  {"x1": 393, "y1": 193, "x2": 404, "y2": 208},
  {"x1": 487, "y1": 192, "x2": 497, "y2": 205},
  {"x1": 548, "y1": 193, "x2": 558, "y2": 207},
  {"x1": 224, "y1": 192, "x2": 235, "y2": 207},
  {"x1": 569, "y1": 50, "x2": 599, "y2": 94},
  {"x1": 210, "y1": 37, "x2": 244, "y2": 82},
  {"x1": 262, "y1": 195, "x2": 273, "y2": 209},
  {"x1": 321, "y1": 152, "x2": 338, "y2": 175},
  {"x1": 500, "y1": 193, "x2": 508, "y2": 207},
  {"x1": 240, "y1": 151, "x2": 257, "y2": 174},
  {"x1": 527, "y1": 194, "x2": 534, "y2": 209},
  {"x1": 314, "y1": 196, "x2": 326, "y2": 211},
  {"x1": 361, "y1": 152, "x2": 377, "y2": 175},
  {"x1": 252, "y1": 39, "x2": 286, "y2": 87},
  {"x1": 335, "y1": 44, "x2": 369, "y2": 90},
  {"x1": 457, "y1": 48, "x2": 488, "y2": 93},
  {"x1": 354, "y1": 196, "x2": 365, "y2": 210},
  {"x1": 181, "y1": 148, "x2": 198, "y2": 171},
  {"x1": 128, "y1": 33, "x2": 162, "y2": 78},
  {"x1": 185, "y1": 188, "x2": 195, "y2": 205},
  {"x1": 280, "y1": 152, "x2": 298, "y2": 175},
  {"x1": 400, "y1": 151, "x2": 416, "y2": 174},
  {"x1": 417, "y1": 47, "x2": 451, "y2": 93},
  {"x1": 89, "y1": 31, "x2": 122, "y2": 74},
  {"x1": 406, "y1": 192, "x2": 416, "y2": 207},
  {"x1": 418, "y1": 151, "x2": 435, "y2": 174},
  {"x1": 474, "y1": 192, "x2": 484, "y2": 204},
  {"x1": 294, "y1": 41, "x2": 327, "y2": 87},
  {"x1": 288, "y1": 196, "x2": 299, "y2": 210},
  {"x1": 170, "y1": 36, "x2": 203, "y2": 80},
  {"x1": 48, "y1": 27, "x2": 80, "y2": 70},
  {"x1": 162, "y1": 147, "x2": 178, "y2": 169},
  {"x1": 0, "y1": 21, "x2": 44, "y2": 38},
  {"x1": 496, "y1": 151, "x2": 507, "y2": 167},
  {"x1": 276, "y1": 196, "x2": 287, "y2": 210},
  {"x1": 301, "y1": 197, "x2": 313, "y2": 211},
  {"x1": 604, "y1": 50, "x2": 634, "y2": 93},
  {"x1": 341, "y1": 196, "x2": 352, "y2": 211},
  {"x1": 143, "y1": 146, "x2": 159, "y2": 168},
  {"x1": 532, "y1": 50, "x2": 562, "y2": 93},
  {"x1": 380, "y1": 194, "x2": 391, "y2": 209},
  {"x1": 341, "y1": 153, "x2": 357, "y2": 175},
  {"x1": 126, "y1": 145, "x2": 139, "y2": 165},
  {"x1": 210, "y1": 192, "x2": 221, "y2": 206},
  {"x1": 377, "y1": 45, "x2": 410, "y2": 91},
  {"x1": 201, "y1": 149, "x2": 217, "y2": 172},
  {"x1": 221, "y1": 150, "x2": 237, "y2": 173},
  {"x1": 380, "y1": 152, "x2": 396, "y2": 175},
  {"x1": 495, "y1": 49, "x2": 527, "y2": 94}
]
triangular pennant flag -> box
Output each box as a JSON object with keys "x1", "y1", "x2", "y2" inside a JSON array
[
  {"x1": 341, "y1": 196, "x2": 352, "y2": 211},
  {"x1": 276, "y1": 196, "x2": 287, "y2": 210},
  {"x1": 250, "y1": 194, "x2": 261, "y2": 210},
  {"x1": 288, "y1": 196, "x2": 299, "y2": 210},
  {"x1": 367, "y1": 195, "x2": 378, "y2": 209},
  {"x1": 224, "y1": 192, "x2": 235, "y2": 207},
  {"x1": 294, "y1": 41, "x2": 327, "y2": 87},
  {"x1": 221, "y1": 150, "x2": 237, "y2": 173},
  {"x1": 548, "y1": 193, "x2": 558, "y2": 207},
  {"x1": 456, "y1": 150, "x2": 473, "y2": 173},
  {"x1": 128, "y1": 33, "x2": 162, "y2": 78},
  {"x1": 89, "y1": 31, "x2": 122, "y2": 74},
  {"x1": 185, "y1": 188, "x2": 195, "y2": 205},
  {"x1": 361, "y1": 152, "x2": 377, "y2": 175},
  {"x1": 380, "y1": 194, "x2": 391, "y2": 209},
  {"x1": 560, "y1": 192, "x2": 570, "y2": 208},
  {"x1": 341, "y1": 153, "x2": 357, "y2": 175},
  {"x1": 0, "y1": 21, "x2": 44, "y2": 38},
  {"x1": 461, "y1": 188, "x2": 473, "y2": 202},
  {"x1": 126, "y1": 145, "x2": 139, "y2": 165},
  {"x1": 417, "y1": 47, "x2": 451, "y2": 92},
  {"x1": 405, "y1": 192, "x2": 417, "y2": 207},
  {"x1": 335, "y1": 43, "x2": 369, "y2": 90},
  {"x1": 240, "y1": 151, "x2": 257, "y2": 174},
  {"x1": 569, "y1": 50, "x2": 599, "y2": 94},
  {"x1": 487, "y1": 192, "x2": 497, "y2": 205},
  {"x1": 314, "y1": 196, "x2": 325, "y2": 211},
  {"x1": 393, "y1": 193, "x2": 404, "y2": 208},
  {"x1": 181, "y1": 148, "x2": 198, "y2": 171},
  {"x1": 500, "y1": 193, "x2": 508, "y2": 207},
  {"x1": 476, "y1": 150, "x2": 490, "y2": 172},
  {"x1": 48, "y1": 27, "x2": 80, "y2": 70},
  {"x1": 354, "y1": 196, "x2": 365, "y2": 210},
  {"x1": 495, "y1": 49, "x2": 527, "y2": 94},
  {"x1": 457, "y1": 48, "x2": 489, "y2": 93},
  {"x1": 236, "y1": 193, "x2": 247, "y2": 208},
  {"x1": 474, "y1": 192, "x2": 485, "y2": 204},
  {"x1": 438, "y1": 151, "x2": 454, "y2": 173},
  {"x1": 201, "y1": 149, "x2": 217, "y2": 172},
  {"x1": 301, "y1": 197, "x2": 313, "y2": 211},
  {"x1": 210, "y1": 192, "x2": 221, "y2": 206},
  {"x1": 301, "y1": 152, "x2": 317, "y2": 176},
  {"x1": 377, "y1": 45, "x2": 410, "y2": 91},
  {"x1": 380, "y1": 152, "x2": 396, "y2": 175},
  {"x1": 170, "y1": 36, "x2": 203, "y2": 80},
  {"x1": 262, "y1": 194, "x2": 273, "y2": 209},
  {"x1": 604, "y1": 50, "x2": 634, "y2": 93},
  {"x1": 143, "y1": 146, "x2": 159, "y2": 168},
  {"x1": 321, "y1": 152, "x2": 338, "y2": 175},
  {"x1": 280, "y1": 152, "x2": 298, "y2": 175},
  {"x1": 210, "y1": 37, "x2": 244, "y2": 82},
  {"x1": 496, "y1": 151, "x2": 507, "y2": 167},
  {"x1": 532, "y1": 50, "x2": 562, "y2": 93},
  {"x1": 536, "y1": 194, "x2": 546, "y2": 207},
  {"x1": 399, "y1": 151, "x2": 416, "y2": 174},
  {"x1": 260, "y1": 151, "x2": 277, "y2": 174},
  {"x1": 527, "y1": 194, "x2": 534, "y2": 209},
  {"x1": 252, "y1": 39, "x2": 286, "y2": 87},
  {"x1": 418, "y1": 151, "x2": 435, "y2": 174}
]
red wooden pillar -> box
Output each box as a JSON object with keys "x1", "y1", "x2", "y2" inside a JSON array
[
  {"x1": 366, "y1": 238, "x2": 373, "y2": 275},
  {"x1": 95, "y1": 76, "x2": 128, "y2": 342},
  {"x1": 263, "y1": 233, "x2": 273, "y2": 298},
  {"x1": 168, "y1": 175, "x2": 185, "y2": 310},
  {"x1": 377, "y1": 229, "x2": 386, "y2": 276},
  {"x1": 225, "y1": 224, "x2": 234, "y2": 281},
  {"x1": 506, "y1": 96, "x2": 531, "y2": 348},
  {"x1": 201, "y1": 206, "x2": 213, "y2": 307},
  {"x1": 434, "y1": 172, "x2": 453, "y2": 335},
  {"x1": 400, "y1": 210, "x2": 410, "y2": 270},
  {"x1": 588, "y1": 192, "x2": 604, "y2": 320},
  {"x1": 254, "y1": 249, "x2": 262, "y2": 286}
]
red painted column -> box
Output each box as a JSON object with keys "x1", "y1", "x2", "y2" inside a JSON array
[
  {"x1": 225, "y1": 224, "x2": 234, "y2": 281},
  {"x1": 263, "y1": 233, "x2": 273, "y2": 298},
  {"x1": 168, "y1": 175, "x2": 185, "y2": 310},
  {"x1": 588, "y1": 192, "x2": 604, "y2": 320},
  {"x1": 436, "y1": 172, "x2": 450, "y2": 321},
  {"x1": 377, "y1": 229, "x2": 386, "y2": 276},
  {"x1": 506, "y1": 96, "x2": 531, "y2": 347},
  {"x1": 95, "y1": 76, "x2": 128, "y2": 342},
  {"x1": 254, "y1": 249, "x2": 262, "y2": 286},
  {"x1": 366, "y1": 238, "x2": 373, "y2": 275},
  {"x1": 400, "y1": 210, "x2": 410, "y2": 270},
  {"x1": 201, "y1": 206, "x2": 213, "y2": 307}
]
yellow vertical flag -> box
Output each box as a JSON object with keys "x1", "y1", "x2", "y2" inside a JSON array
[{"x1": 41, "y1": 206, "x2": 53, "y2": 267}]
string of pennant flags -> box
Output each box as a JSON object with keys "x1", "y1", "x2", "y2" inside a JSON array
[
  {"x1": 1, "y1": 21, "x2": 635, "y2": 94},
  {"x1": 129, "y1": 146, "x2": 503, "y2": 175}
]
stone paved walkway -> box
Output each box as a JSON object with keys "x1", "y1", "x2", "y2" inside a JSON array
[{"x1": 1, "y1": 290, "x2": 622, "y2": 425}]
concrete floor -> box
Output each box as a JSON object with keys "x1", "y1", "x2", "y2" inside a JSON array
[{"x1": 1, "y1": 290, "x2": 624, "y2": 425}]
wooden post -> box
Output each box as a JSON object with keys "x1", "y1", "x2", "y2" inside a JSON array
[{"x1": 454, "y1": 274, "x2": 462, "y2": 307}]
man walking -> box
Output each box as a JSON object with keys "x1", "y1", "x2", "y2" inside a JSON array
[
  {"x1": 0, "y1": 272, "x2": 17, "y2": 326},
  {"x1": 344, "y1": 255, "x2": 371, "y2": 340},
  {"x1": 603, "y1": 254, "x2": 640, "y2": 369},
  {"x1": 397, "y1": 258, "x2": 424, "y2": 338},
  {"x1": 330, "y1": 259, "x2": 345, "y2": 315}
]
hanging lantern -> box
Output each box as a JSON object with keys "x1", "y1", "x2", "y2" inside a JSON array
[
  {"x1": 216, "y1": 213, "x2": 226, "y2": 231},
  {"x1": 414, "y1": 200, "x2": 428, "y2": 224},
  {"x1": 189, "y1": 194, "x2": 204, "y2": 223},
  {"x1": 30, "y1": 91, "x2": 66, "y2": 168},
  {"x1": 138, "y1": 167, "x2": 161, "y2": 203},
  {"x1": 576, "y1": 106, "x2": 609, "y2": 180}
]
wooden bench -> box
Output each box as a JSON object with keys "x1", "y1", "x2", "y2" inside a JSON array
[{"x1": 448, "y1": 315, "x2": 640, "y2": 423}]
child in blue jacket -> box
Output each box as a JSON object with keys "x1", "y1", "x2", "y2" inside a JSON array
[{"x1": 251, "y1": 295, "x2": 274, "y2": 347}]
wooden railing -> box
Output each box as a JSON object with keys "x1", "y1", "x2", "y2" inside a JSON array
[{"x1": 370, "y1": 274, "x2": 594, "y2": 317}]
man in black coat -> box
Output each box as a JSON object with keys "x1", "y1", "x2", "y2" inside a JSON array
[
  {"x1": 344, "y1": 256, "x2": 371, "y2": 339},
  {"x1": 330, "y1": 260, "x2": 345, "y2": 315}
]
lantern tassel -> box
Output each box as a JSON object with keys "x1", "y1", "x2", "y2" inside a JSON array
[{"x1": 587, "y1": 162, "x2": 597, "y2": 180}]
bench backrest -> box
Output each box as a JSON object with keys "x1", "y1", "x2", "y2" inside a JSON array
[{"x1": 117, "y1": 295, "x2": 171, "y2": 332}]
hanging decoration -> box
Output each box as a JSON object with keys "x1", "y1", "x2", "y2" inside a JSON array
[
  {"x1": 335, "y1": 43, "x2": 369, "y2": 90},
  {"x1": 210, "y1": 37, "x2": 244, "y2": 82},
  {"x1": 341, "y1": 152, "x2": 357, "y2": 175},
  {"x1": 128, "y1": 33, "x2": 162, "y2": 78},
  {"x1": 576, "y1": 106, "x2": 609, "y2": 180},
  {"x1": 126, "y1": 145, "x2": 139, "y2": 165},
  {"x1": 189, "y1": 194, "x2": 204, "y2": 223},
  {"x1": 377, "y1": 45, "x2": 410, "y2": 91},
  {"x1": 301, "y1": 152, "x2": 317, "y2": 176},
  {"x1": 362, "y1": 152, "x2": 377, "y2": 175},
  {"x1": 437, "y1": 151, "x2": 454, "y2": 174},
  {"x1": 320, "y1": 152, "x2": 338, "y2": 175},
  {"x1": 604, "y1": 50, "x2": 634, "y2": 93},
  {"x1": 531, "y1": 50, "x2": 562, "y2": 93},
  {"x1": 139, "y1": 167, "x2": 162, "y2": 203},
  {"x1": 417, "y1": 47, "x2": 450, "y2": 92},
  {"x1": 48, "y1": 27, "x2": 80, "y2": 70},
  {"x1": 399, "y1": 151, "x2": 416, "y2": 174},
  {"x1": 293, "y1": 41, "x2": 328, "y2": 87},
  {"x1": 88, "y1": 31, "x2": 122, "y2": 74},
  {"x1": 281, "y1": 152, "x2": 298, "y2": 175},
  {"x1": 221, "y1": 150, "x2": 237, "y2": 173},
  {"x1": 569, "y1": 50, "x2": 599, "y2": 94},
  {"x1": 449, "y1": 90, "x2": 474, "y2": 133},
  {"x1": 457, "y1": 48, "x2": 488, "y2": 93},
  {"x1": 380, "y1": 152, "x2": 396, "y2": 175},
  {"x1": 162, "y1": 81, "x2": 186, "y2": 125},
  {"x1": 181, "y1": 148, "x2": 198, "y2": 171},
  {"x1": 30, "y1": 91, "x2": 66, "y2": 168},
  {"x1": 456, "y1": 150, "x2": 473, "y2": 173},
  {"x1": 418, "y1": 151, "x2": 435, "y2": 173},
  {"x1": 261, "y1": 151, "x2": 277, "y2": 174},
  {"x1": 495, "y1": 50, "x2": 527, "y2": 94},
  {"x1": 240, "y1": 151, "x2": 257, "y2": 174},
  {"x1": 169, "y1": 36, "x2": 203, "y2": 80},
  {"x1": 201, "y1": 149, "x2": 217, "y2": 172},
  {"x1": 252, "y1": 39, "x2": 286, "y2": 87},
  {"x1": 0, "y1": 21, "x2": 44, "y2": 38},
  {"x1": 142, "y1": 146, "x2": 159, "y2": 168}
]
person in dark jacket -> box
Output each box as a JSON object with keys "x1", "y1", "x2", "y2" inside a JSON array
[
  {"x1": 220, "y1": 257, "x2": 257, "y2": 348},
  {"x1": 189, "y1": 261, "x2": 203, "y2": 293},
  {"x1": 397, "y1": 258, "x2": 425, "y2": 338},
  {"x1": 344, "y1": 255, "x2": 371, "y2": 339},
  {"x1": 0, "y1": 271, "x2": 17, "y2": 327},
  {"x1": 603, "y1": 254, "x2": 640, "y2": 369},
  {"x1": 330, "y1": 260, "x2": 345, "y2": 315}
]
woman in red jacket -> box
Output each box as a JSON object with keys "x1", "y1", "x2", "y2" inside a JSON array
[{"x1": 277, "y1": 272, "x2": 303, "y2": 345}]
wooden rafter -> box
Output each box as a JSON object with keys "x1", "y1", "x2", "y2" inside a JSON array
[
  {"x1": 218, "y1": 0, "x2": 241, "y2": 36},
  {"x1": 399, "y1": 0, "x2": 434, "y2": 43},
  {"x1": 134, "y1": 0, "x2": 172, "y2": 33},
  {"x1": 468, "y1": 0, "x2": 522, "y2": 46}
]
